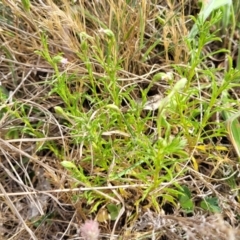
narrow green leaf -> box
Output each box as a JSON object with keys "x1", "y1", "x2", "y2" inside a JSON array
[
  {"x1": 21, "y1": 0, "x2": 31, "y2": 11},
  {"x1": 61, "y1": 160, "x2": 78, "y2": 170},
  {"x1": 221, "y1": 91, "x2": 240, "y2": 159}
]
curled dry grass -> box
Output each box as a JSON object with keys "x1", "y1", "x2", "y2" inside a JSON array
[{"x1": 0, "y1": 0, "x2": 240, "y2": 239}]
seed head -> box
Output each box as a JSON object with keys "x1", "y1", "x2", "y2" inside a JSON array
[{"x1": 80, "y1": 220, "x2": 100, "y2": 240}]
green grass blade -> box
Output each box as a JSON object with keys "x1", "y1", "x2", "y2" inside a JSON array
[{"x1": 221, "y1": 92, "x2": 240, "y2": 159}]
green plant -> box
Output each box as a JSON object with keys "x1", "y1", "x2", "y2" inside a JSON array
[
  {"x1": 189, "y1": 0, "x2": 232, "y2": 38},
  {"x1": 1, "y1": 0, "x2": 240, "y2": 239},
  {"x1": 200, "y1": 196, "x2": 221, "y2": 213},
  {"x1": 178, "y1": 186, "x2": 194, "y2": 213}
]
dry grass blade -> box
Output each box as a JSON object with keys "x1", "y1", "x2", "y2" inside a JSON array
[{"x1": 0, "y1": 183, "x2": 37, "y2": 240}]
